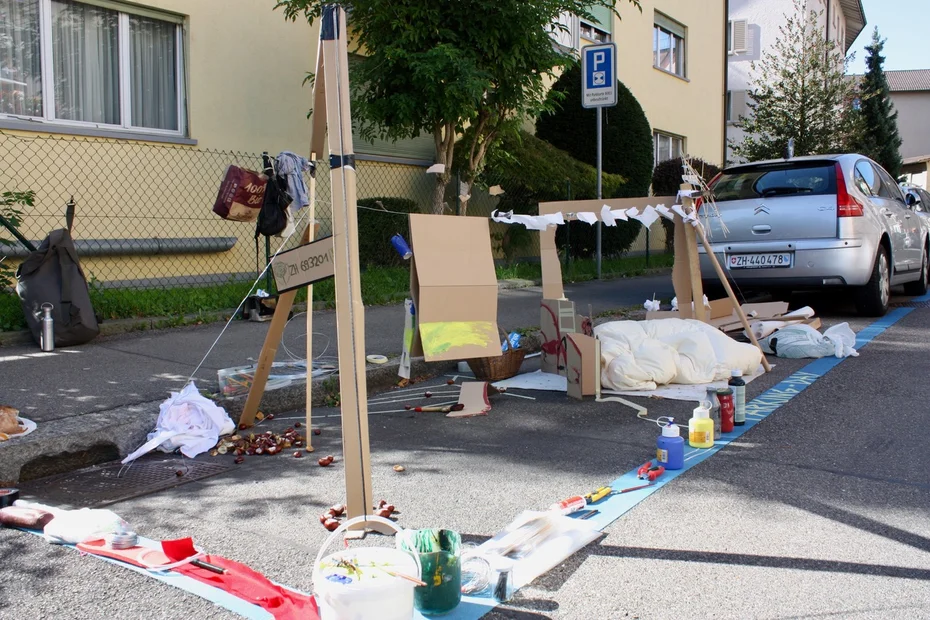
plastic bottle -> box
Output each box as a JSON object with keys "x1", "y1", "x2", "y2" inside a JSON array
[
  {"x1": 656, "y1": 418, "x2": 685, "y2": 470},
  {"x1": 705, "y1": 387, "x2": 721, "y2": 437},
  {"x1": 729, "y1": 369, "x2": 747, "y2": 426},
  {"x1": 717, "y1": 388, "x2": 735, "y2": 433},
  {"x1": 688, "y1": 403, "x2": 714, "y2": 448},
  {"x1": 548, "y1": 495, "x2": 586, "y2": 515}
]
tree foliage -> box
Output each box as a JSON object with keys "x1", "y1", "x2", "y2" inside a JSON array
[
  {"x1": 731, "y1": 0, "x2": 856, "y2": 162},
  {"x1": 0, "y1": 190, "x2": 34, "y2": 288},
  {"x1": 275, "y1": 0, "x2": 640, "y2": 214},
  {"x1": 536, "y1": 63, "x2": 654, "y2": 197},
  {"x1": 849, "y1": 28, "x2": 903, "y2": 178},
  {"x1": 652, "y1": 157, "x2": 720, "y2": 253}
]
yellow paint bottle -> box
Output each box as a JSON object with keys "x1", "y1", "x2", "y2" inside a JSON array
[{"x1": 688, "y1": 403, "x2": 714, "y2": 449}]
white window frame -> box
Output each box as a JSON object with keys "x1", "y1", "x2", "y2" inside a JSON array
[
  {"x1": 653, "y1": 12, "x2": 687, "y2": 79},
  {"x1": 654, "y1": 130, "x2": 685, "y2": 165},
  {"x1": 579, "y1": 20, "x2": 610, "y2": 43},
  {"x1": 4, "y1": 0, "x2": 186, "y2": 137}
]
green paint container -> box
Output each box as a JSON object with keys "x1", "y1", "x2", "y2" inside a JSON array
[{"x1": 398, "y1": 528, "x2": 462, "y2": 615}]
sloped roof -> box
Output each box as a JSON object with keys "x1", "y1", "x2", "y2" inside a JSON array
[
  {"x1": 840, "y1": 0, "x2": 866, "y2": 52},
  {"x1": 885, "y1": 69, "x2": 930, "y2": 92}
]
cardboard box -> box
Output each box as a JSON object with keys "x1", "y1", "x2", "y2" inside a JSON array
[
  {"x1": 409, "y1": 214, "x2": 501, "y2": 362},
  {"x1": 565, "y1": 333, "x2": 597, "y2": 400},
  {"x1": 540, "y1": 298, "x2": 580, "y2": 375}
]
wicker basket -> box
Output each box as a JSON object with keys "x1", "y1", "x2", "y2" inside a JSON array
[{"x1": 466, "y1": 331, "x2": 526, "y2": 382}]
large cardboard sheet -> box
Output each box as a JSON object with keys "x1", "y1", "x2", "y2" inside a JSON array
[{"x1": 409, "y1": 214, "x2": 501, "y2": 362}]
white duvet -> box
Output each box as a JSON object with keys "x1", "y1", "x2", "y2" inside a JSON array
[{"x1": 594, "y1": 319, "x2": 762, "y2": 391}]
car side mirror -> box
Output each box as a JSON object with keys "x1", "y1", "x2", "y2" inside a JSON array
[{"x1": 906, "y1": 193, "x2": 919, "y2": 208}]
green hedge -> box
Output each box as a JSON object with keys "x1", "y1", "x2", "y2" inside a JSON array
[
  {"x1": 481, "y1": 131, "x2": 642, "y2": 260},
  {"x1": 536, "y1": 63, "x2": 654, "y2": 198},
  {"x1": 651, "y1": 157, "x2": 721, "y2": 253},
  {"x1": 356, "y1": 197, "x2": 420, "y2": 267}
]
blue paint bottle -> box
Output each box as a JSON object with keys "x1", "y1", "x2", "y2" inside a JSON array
[{"x1": 656, "y1": 418, "x2": 684, "y2": 470}]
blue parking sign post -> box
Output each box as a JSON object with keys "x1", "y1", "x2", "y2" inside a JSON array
[{"x1": 582, "y1": 43, "x2": 617, "y2": 279}]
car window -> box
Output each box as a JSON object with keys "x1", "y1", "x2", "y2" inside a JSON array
[
  {"x1": 710, "y1": 162, "x2": 837, "y2": 202},
  {"x1": 920, "y1": 189, "x2": 930, "y2": 206},
  {"x1": 854, "y1": 161, "x2": 879, "y2": 196},
  {"x1": 873, "y1": 165, "x2": 904, "y2": 202}
]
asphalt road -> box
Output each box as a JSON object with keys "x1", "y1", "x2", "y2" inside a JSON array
[
  {"x1": 0, "y1": 275, "x2": 673, "y2": 424},
  {"x1": 2, "y1": 286, "x2": 930, "y2": 619}
]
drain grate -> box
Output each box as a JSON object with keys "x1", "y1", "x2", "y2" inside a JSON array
[
  {"x1": 17, "y1": 456, "x2": 232, "y2": 508},
  {"x1": 890, "y1": 300, "x2": 930, "y2": 308}
]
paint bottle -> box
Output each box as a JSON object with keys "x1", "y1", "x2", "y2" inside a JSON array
[
  {"x1": 717, "y1": 388, "x2": 735, "y2": 433},
  {"x1": 548, "y1": 495, "x2": 586, "y2": 515},
  {"x1": 705, "y1": 387, "x2": 721, "y2": 437},
  {"x1": 656, "y1": 418, "x2": 684, "y2": 470},
  {"x1": 729, "y1": 370, "x2": 747, "y2": 426},
  {"x1": 688, "y1": 403, "x2": 714, "y2": 449}
]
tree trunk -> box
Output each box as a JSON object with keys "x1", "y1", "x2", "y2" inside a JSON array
[
  {"x1": 430, "y1": 173, "x2": 450, "y2": 215},
  {"x1": 430, "y1": 121, "x2": 456, "y2": 215}
]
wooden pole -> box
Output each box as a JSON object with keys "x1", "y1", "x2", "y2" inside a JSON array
[
  {"x1": 694, "y1": 220, "x2": 773, "y2": 372},
  {"x1": 239, "y1": 223, "x2": 312, "y2": 428},
  {"x1": 319, "y1": 5, "x2": 385, "y2": 534},
  {"x1": 305, "y1": 159, "x2": 317, "y2": 446}
]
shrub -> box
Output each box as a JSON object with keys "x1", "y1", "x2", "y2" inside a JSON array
[
  {"x1": 536, "y1": 63, "x2": 654, "y2": 198},
  {"x1": 355, "y1": 197, "x2": 420, "y2": 267},
  {"x1": 480, "y1": 131, "x2": 641, "y2": 259},
  {"x1": 651, "y1": 157, "x2": 722, "y2": 253}
]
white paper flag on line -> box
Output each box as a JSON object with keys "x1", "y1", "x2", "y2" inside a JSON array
[
  {"x1": 682, "y1": 174, "x2": 701, "y2": 186},
  {"x1": 676, "y1": 189, "x2": 698, "y2": 201},
  {"x1": 631, "y1": 205, "x2": 659, "y2": 228},
  {"x1": 600, "y1": 205, "x2": 617, "y2": 227},
  {"x1": 576, "y1": 212, "x2": 598, "y2": 225},
  {"x1": 426, "y1": 163, "x2": 445, "y2": 174},
  {"x1": 671, "y1": 204, "x2": 688, "y2": 219},
  {"x1": 511, "y1": 214, "x2": 549, "y2": 231},
  {"x1": 540, "y1": 212, "x2": 565, "y2": 226},
  {"x1": 625, "y1": 207, "x2": 640, "y2": 218},
  {"x1": 610, "y1": 209, "x2": 629, "y2": 221},
  {"x1": 491, "y1": 209, "x2": 514, "y2": 223},
  {"x1": 655, "y1": 204, "x2": 674, "y2": 220}
]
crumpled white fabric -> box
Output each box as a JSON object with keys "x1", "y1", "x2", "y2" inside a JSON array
[
  {"x1": 759, "y1": 322, "x2": 858, "y2": 359},
  {"x1": 44, "y1": 508, "x2": 129, "y2": 545},
  {"x1": 122, "y1": 382, "x2": 235, "y2": 464},
  {"x1": 594, "y1": 319, "x2": 762, "y2": 391},
  {"x1": 643, "y1": 299, "x2": 661, "y2": 312},
  {"x1": 671, "y1": 295, "x2": 709, "y2": 312}
]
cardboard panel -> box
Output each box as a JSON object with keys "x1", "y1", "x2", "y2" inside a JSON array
[
  {"x1": 565, "y1": 333, "x2": 597, "y2": 400},
  {"x1": 409, "y1": 213, "x2": 500, "y2": 362},
  {"x1": 540, "y1": 298, "x2": 578, "y2": 375}
]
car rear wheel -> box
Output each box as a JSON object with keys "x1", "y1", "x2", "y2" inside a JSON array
[
  {"x1": 903, "y1": 246, "x2": 929, "y2": 296},
  {"x1": 855, "y1": 246, "x2": 890, "y2": 317}
]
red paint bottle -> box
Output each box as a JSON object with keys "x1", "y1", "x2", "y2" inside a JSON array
[{"x1": 717, "y1": 388, "x2": 735, "y2": 433}]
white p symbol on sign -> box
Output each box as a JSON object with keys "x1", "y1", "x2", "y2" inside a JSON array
[
  {"x1": 592, "y1": 51, "x2": 607, "y2": 86},
  {"x1": 593, "y1": 51, "x2": 606, "y2": 70}
]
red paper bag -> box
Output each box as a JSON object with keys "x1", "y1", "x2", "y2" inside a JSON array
[{"x1": 213, "y1": 165, "x2": 267, "y2": 222}]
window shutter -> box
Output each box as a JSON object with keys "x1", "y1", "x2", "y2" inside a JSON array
[
  {"x1": 731, "y1": 19, "x2": 748, "y2": 54},
  {"x1": 730, "y1": 90, "x2": 748, "y2": 121}
]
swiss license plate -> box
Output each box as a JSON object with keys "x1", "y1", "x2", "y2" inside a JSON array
[{"x1": 728, "y1": 252, "x2": 793, "y2": 269}]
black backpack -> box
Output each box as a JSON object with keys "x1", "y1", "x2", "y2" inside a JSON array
[
  {"x1": 16, "y1": 228, "x2": 100, "y2": 347},
  {"x1": 255, "y1": 154, "x2": 291, "y2": 240}
]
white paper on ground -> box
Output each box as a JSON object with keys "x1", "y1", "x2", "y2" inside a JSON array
[
  {"x1": 576, "y1": 212, "x2": 598, "y2": 225},
  {"x1": 494, "y1": 367, "x2": 764, "y2": 402}
]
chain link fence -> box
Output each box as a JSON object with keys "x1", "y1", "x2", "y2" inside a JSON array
[{"x1": 0, "y1": 130, "x2": 665, "y2": 294}]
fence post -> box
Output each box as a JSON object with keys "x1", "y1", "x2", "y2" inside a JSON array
[
  {"x1": 564, "y1": 179, "x2": 572, "y2": 269},
  {"x1": 645, "y1": 224, "x2": 650, "y2": 268}
]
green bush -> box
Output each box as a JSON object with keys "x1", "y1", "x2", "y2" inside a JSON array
[
  {"x1": 651, "y1": 157, "x2": 722, "y2": 253},
  {"x1": 536, "y1": 63, "x2": 654, "y2": 198},
  {"x1": 355, "y1": 197, "x2": 420, "y2": 267},
  {"x1": 480, "y1": 130, "x2": 641, "y2": 259}
]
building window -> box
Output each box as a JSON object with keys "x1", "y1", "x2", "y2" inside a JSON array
[
  {"x1": 0, "y1": 0, "x2": 185, "y2": 135},
  {"x1": 726, "y1": 90, "x2": 747, "y2": 123},
  {"x1": 580, "y1": 21, "x2": 610, "y2": 43},
  {"x1": 653, "y1": 12, "x2": 686, "y2": 78},
  {"x1": 654, "y1": 131, "x2": 684, "y2": 165},
  {"x1": 727, "y1": 19, "x2": 748, "y2": 55}
]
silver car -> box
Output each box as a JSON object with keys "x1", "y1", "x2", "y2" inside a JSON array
[
  {"x1": 698, "y1": 154, "x2": 929, "y2": 316},
  {"x1": 902, "y1": 184, "x2": 930, "y2": 219}
]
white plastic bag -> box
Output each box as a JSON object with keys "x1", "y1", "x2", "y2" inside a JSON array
[
  {"x1": 43, "y1": 508, "x2": 128, "y2": 545},
  {"x1": 760, "y1": 322, "x2": 858, "y2": 359},
  {"x1": 122, "y1": 381, "x2": 235, "y2": 464}
]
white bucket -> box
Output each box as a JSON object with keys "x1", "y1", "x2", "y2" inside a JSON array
[{"x1": 312, "y1": 515, "x2": 421, "y2": 620}]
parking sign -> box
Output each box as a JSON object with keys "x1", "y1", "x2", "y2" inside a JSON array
[{"x1": 581, "y1": 43, "x2": 617, "y2": 108}]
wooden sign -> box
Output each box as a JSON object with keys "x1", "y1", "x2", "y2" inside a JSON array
[{"x1": 271, "y1": 235, "x2": 335, "y2": 293}]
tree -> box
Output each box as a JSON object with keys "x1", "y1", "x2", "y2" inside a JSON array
[
  {"x1": 276, "y1": 0, "x2": 640, "y2": 214},
  {"x1": 536, "y1": 64, "x2": 654, "y2": 197},
  {"x1": 652, "y1": 157, "x2": 720, "y2": 253},
  {"x1": 849, "y1": 28, "x2": 903, "y2": 178},
  {"x1": 731, "y1": 0, "x2": 856, "y2": 162}
]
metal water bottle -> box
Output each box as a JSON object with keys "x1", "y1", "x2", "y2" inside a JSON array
[{"x1": 39, "y1": 303, "x2": 55, "y2": 352}]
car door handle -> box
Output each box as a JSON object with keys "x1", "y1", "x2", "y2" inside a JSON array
[
  {"x1": 751, "y1": 225, "x2": 771, "y2": 234},
  {"x1": 882, "y1": 210, "x2": 893, "y2": 217}
]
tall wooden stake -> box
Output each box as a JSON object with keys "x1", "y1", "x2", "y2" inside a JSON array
[{"x1": 318, "y1": 5, "x2": 384, "y2": 534}]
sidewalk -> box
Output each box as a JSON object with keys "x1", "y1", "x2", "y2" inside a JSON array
[{"x1": 0, "y1": 274, "x2": 673, "y2": 483}]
